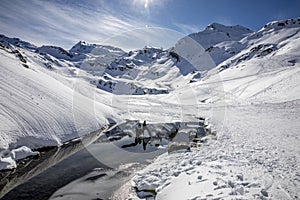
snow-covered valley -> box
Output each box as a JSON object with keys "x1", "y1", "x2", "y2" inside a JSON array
[{"x1": 0, "y1": 18, "x2": 300, "y2": 199}]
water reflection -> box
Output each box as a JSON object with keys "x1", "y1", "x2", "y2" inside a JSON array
[{"x1": 0, "y1": 120, "x2": 207, "y2": 199}]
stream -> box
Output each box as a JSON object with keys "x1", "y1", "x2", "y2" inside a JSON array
[{"x1": 0, "y1": 120, "x2": 205, "y2": 200}]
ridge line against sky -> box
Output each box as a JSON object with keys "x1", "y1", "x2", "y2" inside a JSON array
[{"x1": 0, "y1": 0, "x2": 299, "y2": 51}]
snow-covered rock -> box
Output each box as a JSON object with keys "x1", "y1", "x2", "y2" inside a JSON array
[
  {"x1": 167, "y1": 141, "x2": 190, "y2": 153},
  {"x1": 0, "y1": 146, "x2": 38, "y2": 170},
  {"x1": 260, "y1": 18, "x2": 300, "y2": 32},
  {"x1": 36, "y1": 45, "x2": 74, "y2": 60},
  {"x1": 11, "y1": 146, "x2": 39, "y2": 160},
  {"x1": 0, "y1": 157, "x2": 16, "y2": 170}
]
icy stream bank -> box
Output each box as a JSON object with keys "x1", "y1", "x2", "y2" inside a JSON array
[{"x1": 0, "y1": 120, "x2": 208, "y2": 199}]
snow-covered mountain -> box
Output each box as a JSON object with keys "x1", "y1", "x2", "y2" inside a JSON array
[
  {"x1": 36, "y1": 41, "x2": 125, "y2": 73},
  {"x1": 0, "y1": 18, "x2": 300, "y2": 175},
  {"x1": 176, "y1": 23, "x2": 253, "y2": 65},
  {"x1": 96, "y1": 46, "x2": 192, "y2": 95},
  {"x1": 205, "y1": 18, "x2": 300, "y2": 103},
  {"x1": 0, "y1": 34, "x2": 37, "y2": 50},
  {"x1": 217, "y1": 18, "x2": 300, "y2": 70}
]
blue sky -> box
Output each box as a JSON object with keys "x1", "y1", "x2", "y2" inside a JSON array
[{"x1": 0, "y1": 0, "x2": 299, "y2": 50}]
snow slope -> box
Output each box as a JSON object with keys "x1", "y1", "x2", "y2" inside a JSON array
[
  {"x1": 0, "y1": 38, "x2": 115, "y2": 169},
  {"x1": 205, "y1": 18, "x2": 300, "y2": 104}
]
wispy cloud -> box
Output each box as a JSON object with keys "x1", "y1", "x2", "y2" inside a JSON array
[
  {"x1": 0, "y1": 0, "x2": 171, "y2": 50},
  {"x1": 173, "y1": 22, "x2": 203, "y2": 35},
  {"x1": 213, "y1": 16, "x2": 234, "y2": 26},
  {"x1": 101, "y1": 26, "x2": 184, "y2": 51}
]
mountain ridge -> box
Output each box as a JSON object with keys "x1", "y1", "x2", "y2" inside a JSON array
[{"x1": 1, "y1": 18, "x2": 299, "y2": 96}]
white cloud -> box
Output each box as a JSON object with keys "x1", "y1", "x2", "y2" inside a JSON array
[
  {"x1": 173, "y1": 22, "x2": 203, "y2": 35},
  {"x1": 101, "y1": 26, "x2": 185, "y2": 51},
  {"x1": 0, "y1": 0, "x2": 177, "y2": 50},
  {"x1": 213, "y1": 16, "x2": 234, "y2": 26}
]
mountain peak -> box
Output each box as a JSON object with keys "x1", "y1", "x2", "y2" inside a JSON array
[
  {"x1": 206, "y1": 22, "x2": 227, "y2": 30},
  {"x1": 262, "y1": 18, "x2": 300, "y2": 31},
  {"x1": 204, "y1": 23, "x2": 253, "y2": 33},
  {"x1": 174, "y1": 23, "x2": 253, "y2": 66},
  {"x1": 69, "y1": 41, "x2": 97, "y2": 53},
  {"x1": 0, "y1": 34, "x2": 37, "y2": 50},
  {"x1": 69, "y1": 41, "x2": 125, "y2": 56}
]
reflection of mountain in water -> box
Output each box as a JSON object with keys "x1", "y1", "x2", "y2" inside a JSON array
[
  {"x1": 0, "y1": 128, "x2": 107, "y2": 199},
  {"x1": 0, "y1": 120, "x2": 208, "y2": 199},
  {"x1": 107, "y1": 120, "x2": 207, "y2": 151}
]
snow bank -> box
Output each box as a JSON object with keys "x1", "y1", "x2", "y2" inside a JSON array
[
  {"x1": 167, "y1": 142, "x2": 190, "y2": 153},
  {"x1": 0, "y1": 157, "x2": 16, "y2": 170},
  {"x1": 0, "y1": 146, "x2": 38, "y2": 170},
  {"x1": 11, "y1": 146, "x2": 39, "y2": 161}
]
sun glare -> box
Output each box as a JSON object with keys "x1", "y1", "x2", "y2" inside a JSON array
[
  {"x1": 133, "y1": 0, "x2": 153, "y2": 9},
  {"x1": 144, "y1": 0, "x2": 149, "y2": 8}
]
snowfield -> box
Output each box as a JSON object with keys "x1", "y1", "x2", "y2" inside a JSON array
[
  {"x1": 116, "y1": 103, "x2": 300, "y2": 199},
  {"x1": 0, "y1": 18, "x2": 300, "y2": 199}
]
